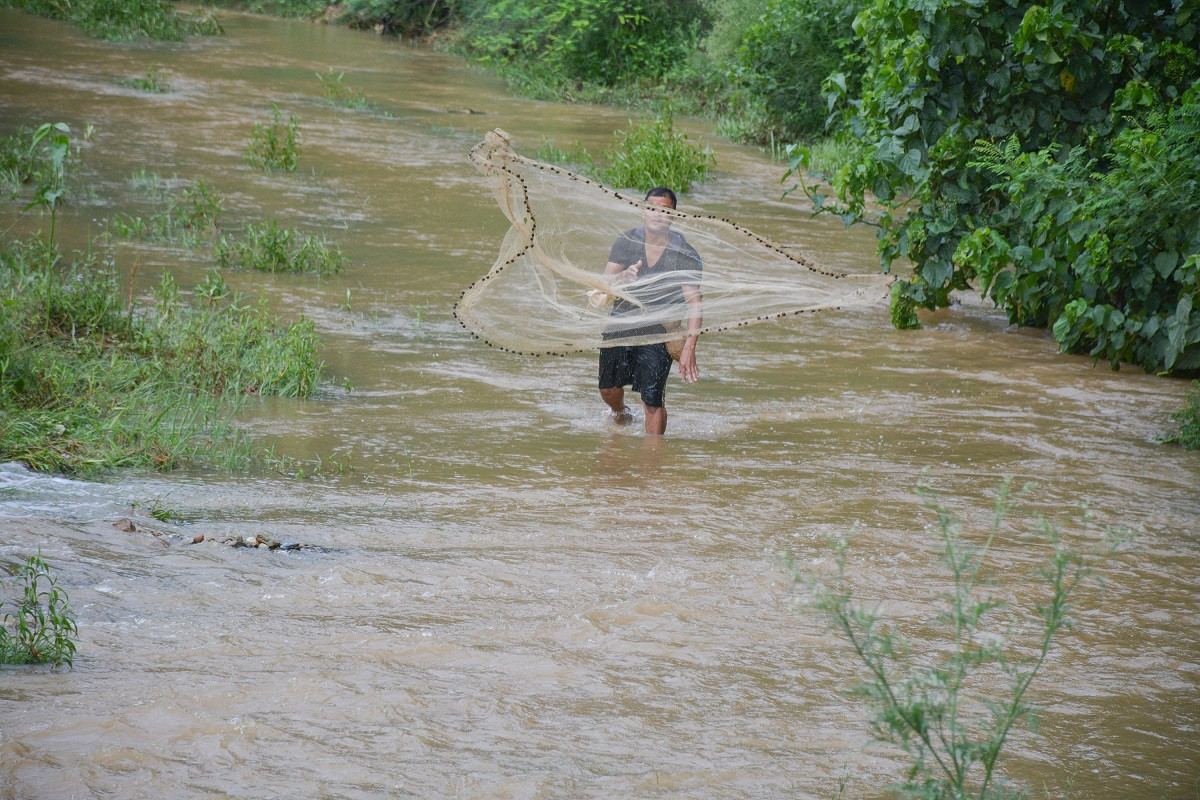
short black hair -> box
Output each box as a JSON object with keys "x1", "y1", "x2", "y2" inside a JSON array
[{"x1": 645, "y1": 186, "x2": 677, "y2": 209}]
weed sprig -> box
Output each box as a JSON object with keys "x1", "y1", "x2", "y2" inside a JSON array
[{"x1": 792, "y1": 477, "x2": 1132, "y2": 799}]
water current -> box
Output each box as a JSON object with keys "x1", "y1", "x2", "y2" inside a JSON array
[{"x1": 1, "y1": 9, "x2": 1197, "y2": 799}]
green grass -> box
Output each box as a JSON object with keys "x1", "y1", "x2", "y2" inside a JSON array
[
  {"x1": 0, "y1": 235, "x2": 325, "y2": 475},
  {"x1": 3, "y1": 0, "x2": 221, "y2": 41},
  {"x1": 119, "y1": 64, "x2": 171, "y2": 93},
  {"x1": 245, "y1": 105, "x2": 301, "y2": 172},
  {"x1": 215, "y1": 219, "x2": 346, "y2": 275},
  {"x1": 110, "y1": 177, "x2": 222, "y2": 247},
  {"x1": 0, "y1": 553, "x2": 78, "y2": 667}
]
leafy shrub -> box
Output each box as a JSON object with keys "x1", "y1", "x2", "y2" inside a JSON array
[
  {"x1": 793, "y1": 478, "x2": 1130, "y2": 799},
  {"x1": 712, "y1": 0, "x2": 862, "y2": 141},
  {"x1": 457, "y1": 0, "x2": 708, "y2": 87},
  {"x1": 954, "y1": 97, "x2": 1200, "y2": 373},
  {"x1": 794, "y1": 0, "x2": 1200, "y2": 373},
  {"x1": 0, "y1": 554, "x2": 78, "y2": 667},
  {"x1": 339, "y1": 0, "x2": 462, "y2": 35},
  {"x1": 4, "y1": 0, "x2": 221, "y2": 40},
  {"x1": 216, "y1": 219, "x2": 346, "y2": 275},
  {"x1": 245, "y1": 105, "x2": 300, "y2": 172}
]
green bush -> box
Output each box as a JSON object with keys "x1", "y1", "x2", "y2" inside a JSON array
[
  {"x1": 0, "y1": 236, "x2": 325, "y2": 475},
  {"x1": 794, "y1": 0, "x2": 1200, "y2": 373},
  {"x1": 712, "y1": 0, "x2": 862, "y2": 141},
  {"x1": 0, "y1": 554, "x2": 78, "y2": 667},
  {"x1": 3, "y1": 0, "x2": 221, "y2": 40},
  {"x1": 339, "y1": 0, "x2": 462, "y2": 35},
  {"x1": 457, "y1": 0, "x2": 708, "y2": 87}
]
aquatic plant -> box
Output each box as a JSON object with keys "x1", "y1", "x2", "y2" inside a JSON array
[
  {"x1": 315, "y1": 68, "x2": 377, "y2": 110},
  {"x1": 0, "y1": 235, "x2": 326, "y2": 475},
  {"x1": 110, "y1": 177, "x2": 222, "y2": 247},
  {"x1": 119, "y1": 64, "x2": 171, "y2": 93},
  {"x1": 245, "y1": 105, "x2": 301, "y2": 172},
  {"x1": 215, "y1": 219, "x2": 346, "y2": 275},
  {"x1": 791, "y1": 477, "x2": 1131, "y2": 799},
  {"x1": 4, "y1": 0, "x2": 221, "y2": 40},
  {"x1": 0, "y1": 553, "x2": 78, "y2": 667}
]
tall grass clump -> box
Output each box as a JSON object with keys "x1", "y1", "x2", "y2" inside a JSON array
[
  {"x1": 110, "y1": 178, "x2": 222, "y2": 247},
  {"x1": 245, "y1": 105, "x2": 301, "y2": 172},
  {"x1": 0, "y1": 235, "x2": 325, "y2": 475},
  {"x1": 1, "y1": 553, "x2": 78, "y2": 668},
  {"x1": 3, "y1": 0, "x2": 221, "y2": 40},
  {"x1": 791, "y1": 477, "x2": 1130, "y2": 799},
  {"x1": 215, "y1": 220, "x2": 345, "y2": 275}
]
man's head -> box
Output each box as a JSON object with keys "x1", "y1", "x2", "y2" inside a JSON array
[
  {"x1": 643, "y1": 186, "x2": 677, "y2": 235},
  {"x1": 645, "y1": 186, "x2": 677, "y2": 209}
]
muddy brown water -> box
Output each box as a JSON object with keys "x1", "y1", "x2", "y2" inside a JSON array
[{"x1": 1, "y1": 9, "x2": 1197, "y2": 799}]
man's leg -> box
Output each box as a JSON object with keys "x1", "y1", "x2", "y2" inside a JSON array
[
  {"x1": 599, "y1": 347, "x2": 633, "y2": 424},
  {"x1": 643, "y1": 403, "x2": 666, "y2": 435}
]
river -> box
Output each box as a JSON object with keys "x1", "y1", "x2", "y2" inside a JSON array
[{"x1": 0, "y1": 9, "x2": 1197, "y2": 799}]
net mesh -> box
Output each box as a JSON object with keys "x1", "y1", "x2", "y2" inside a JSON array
[{"x1": 456, "y1": 129, "x2": 893, "y2": 356}]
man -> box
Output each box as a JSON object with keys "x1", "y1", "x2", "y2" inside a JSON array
[{"x1": 598, "y1": 187, "x2": 702, "y2": 436}]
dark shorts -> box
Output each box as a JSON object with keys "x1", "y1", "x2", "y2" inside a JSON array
[{"x1": 598, "y1": 343, "x2": 672, "y2": 408}]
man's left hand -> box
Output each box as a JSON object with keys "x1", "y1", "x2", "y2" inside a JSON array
[{"x1": 678, "y1": 340, "x2": 699, "y2": 383}]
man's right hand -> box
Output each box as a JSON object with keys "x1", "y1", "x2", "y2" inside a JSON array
[{"x1": 618, "y1": 260, "x2": 642, "y2": 283}]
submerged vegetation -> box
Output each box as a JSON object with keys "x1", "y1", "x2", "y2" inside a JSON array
[
  {"x1": 794, "y1": 478, "x2": 1130, "y2": 799},
  {"x1": 0, "y1": 553, "x2": 78, "y2": 667},
  {"x1": 119, "y1": 65, "x2": 172, "y2": 93},
  {"x1": 3, "y1": 0, "x2": 221, "y2": 40},
  {"x1": 110, "y1": 178, "x2": 223, "y2": 247},
  {"x1": 0, "y1": 236, "x2": 324, "y2": 475},
  {"x1": 216, "y1": 220, "x2": 346, "y2": 275},
  {"x1": 245, "y1": 105, "x2": 301, "y2": 172}
]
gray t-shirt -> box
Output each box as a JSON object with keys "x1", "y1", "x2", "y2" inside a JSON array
[{"x1": 604, "y1": 226, "x2": 702, "y2": 339}]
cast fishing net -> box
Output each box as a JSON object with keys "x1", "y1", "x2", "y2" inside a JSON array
[{"x1": 456, "y1": 129, "x2": 893, "y2": 356}]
